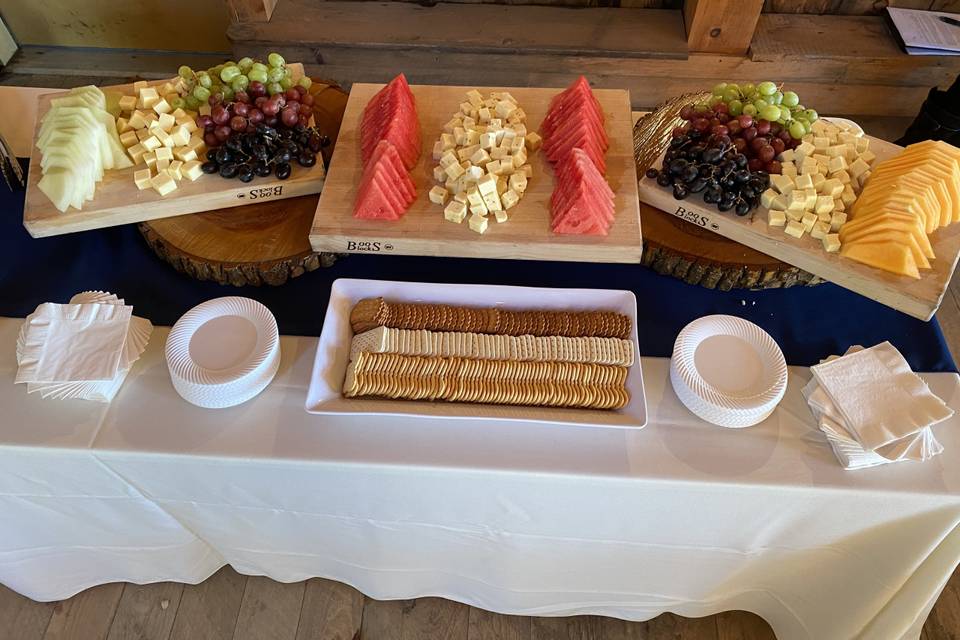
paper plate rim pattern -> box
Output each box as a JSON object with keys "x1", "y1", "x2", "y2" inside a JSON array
[{"x1": 165, "y1": 297, "x2": 279, "y2": 387}]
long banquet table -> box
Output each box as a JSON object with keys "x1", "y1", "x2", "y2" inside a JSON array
[{"x1": 4, "y1": 86, "x2": 960, "y2": 640}]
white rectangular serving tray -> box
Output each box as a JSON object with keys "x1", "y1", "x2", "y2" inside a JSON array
[{"x1": 305, "y1": 278, "x2": 647, "y2": 429}]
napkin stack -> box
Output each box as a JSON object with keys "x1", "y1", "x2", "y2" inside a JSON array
[
  {"x1": 15, "y1": 291, "x2": 152, "y2": 402},
  {"x1": 803, "y1": 342, "x2": 952, "y2": 470}
]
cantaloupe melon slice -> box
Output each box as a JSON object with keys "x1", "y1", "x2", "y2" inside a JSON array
[
  {"x1": 840, "y1": 213, "x2": 934, "y2": 260},
  {"x1": 841, "y1": 241, "x2": 920, "y2": 279}
]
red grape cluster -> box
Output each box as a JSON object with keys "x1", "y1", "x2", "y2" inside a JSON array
[
  {"x1": 196, "y1": 81, "x2": 316, "y2": 148},
  {"x1": 675, "y1": 103, "x2": 802, "y2": 175}
]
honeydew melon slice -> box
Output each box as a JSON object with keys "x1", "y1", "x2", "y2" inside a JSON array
[
  {"x1": 39, "y1": 119, "x2": 112, "y2": 169},
  {"x1": 41, "y1": 106, "x2": 131, "y2": 168},
  {"x1": 37, "y1": 168, "x2": 78, "y2": 213}
]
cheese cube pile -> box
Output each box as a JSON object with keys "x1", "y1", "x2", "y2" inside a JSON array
[
  {"x1": 765, "y1": 119, "x2": 877, "y2": 253},
  {"x1": 116, "y1": 80, "x2": 207, "y2": 196},
  {"x1": 839, "y1": 140, "x2": 960, "y2": 279},
  {"x1": 431, "y1": 89, "x2": 539, "y2": 233}
]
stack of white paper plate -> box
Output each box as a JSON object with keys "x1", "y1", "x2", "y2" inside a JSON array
[
  {"x1": 165, "y1": 297, "x2": 280, "y2": 409},
  {"x1": 670, "y1": 315, "x2": 787, "y2": 428}
]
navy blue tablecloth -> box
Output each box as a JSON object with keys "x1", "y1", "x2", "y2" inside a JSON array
[{"x1": 3, "y1": 174, "x2": 956, "y2": 373}]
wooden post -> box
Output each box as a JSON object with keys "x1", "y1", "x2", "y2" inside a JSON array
[
  {"x1": 226, "y1": 0, "x2": 278, "y2": 23},
  {"x1": 683, "y1": 0, "x2": 764, "y2": 55}
]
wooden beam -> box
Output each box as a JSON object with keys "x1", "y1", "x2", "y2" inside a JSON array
[
  {"x1": 226, "y1": 0, "x2": 278, "y2": 22},
  {"x1": 683, "y1": 0, "x2": 764, "y2": 54}
]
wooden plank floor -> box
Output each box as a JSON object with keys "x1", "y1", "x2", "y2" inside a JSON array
[{"x1": 2, "y1": 51, "x2": 959, "y2": 640}]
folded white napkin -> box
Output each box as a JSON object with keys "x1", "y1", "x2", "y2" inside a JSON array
[
  {"x1": 15, "y1": 302, "x2": 132, "y2": 384},
  {"x1": 14, "y1": 292, "x2": 152, "y2": 402},
  {"x1": 811, "y1": 341, "x2": 953, "y2": 451}
]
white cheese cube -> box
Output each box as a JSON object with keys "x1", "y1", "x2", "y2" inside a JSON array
[
  {"x1": 801, "y1": 212, "x2": 817, "y2": 232},
  {"x1": 495, "y1": 101, "x2": 516, "y2": 120},
  {"x1": 785, "y1": 220, "x2": 805, "y2": 238},
  {"x1": 177, "y1": 118, "x2": 198, "y2": 134},
  {"x1": 496, "y1": 176, "x2": 508, "y2": 195},
  {"x1": 803, "y1": 188, "x2": 818, "y2": 209},
  {"x1": 156, "y1": 157, "x2": 170, "y2": 172},
  {"x1": 468, "y1": 214, "x2": 488, "y2": 234},
  {"x1": 509, "y1": 172, "x2": 527, "y2": 193},
  {"x1": 469, "y1": 200, "x2": 488, "y2": 216},
  {"x1": 489, "y1": 147, "x2": 505, "y2": 160},
  {"x1": 119, "y1": 130, "x2": 139, "y2": 148},
  {"x1": 133, "y1": 168, "x2": 152, "y2": 190},
  {"x1": 155, "y1": 147, "x2": 173, "y2": 162},
  {"x1": 779, "y1": 149, "x2": 795, "y2": 163},
  {"x1": 127, "y1": 143, "x2": 147, "y2": 164},
  {"x1": 136, "y1": 128, "x2": 152, "y2": 141},
  {"x1": 811, "y1": 220, "x2": 830, "y2": 240},
  {"x1": 482, "y1": 190, "x2": 502, "y2": 212},
  {"x1": 432, "y1": 165, "x2": 447, "y2": 183},
  {"x1": 477, "y1": 174, "x2": 498, "y2": 196},
  {"x1": 444, "y1": 200, "x2": 467, "y2": 224},
  {"x1": 521, "y1": 164, "x2": 532, "y2": 178},
  {"x1": 856, "y1": 137, "x2": 871, "y2": 153},
  {"x1": 444, "y1": 162, "x2": 465, "y2": 180},
  {"x1": 771, "y1": 193, "x2": 788, "y2": 211},
  {"x1": 432, "y1": 141, "x2": 443, "y2": 160},
  {"x1": 443, "y1": 118, "x2": 461, "y2": 134},
  {"x1": 429, "y1": 186, "x2": 449, "y2": 205},
  {"x1": 821, "y1": 178, "x2": 844, "y2": 197},
  {"x1": 486, "y1": 160, "x2": 501, "y2": 175},
  {"x1": 760, "y1": 188, "x2": 779, "y2": 209},
  {"x1": 466, "y1": 89, "x2": 484, "y2": 107},
  {"x1": 439, "y1": 151, "x2": 459, "y2": 169},
  {"x1": 175, "y1": 147, "x2": 198, "y2": 163},
  {"x1": 830, "y1": 211, "x2": 847, "y2": 232},
  {"x1": 770, "y1": 174, "x2": 794, "y2": 194},
  {"x1": 822, "y1": 233, "x2": 841, "y2": 252},
  {"x1": 510, "y1": 124, "x2": 527, "y2": 138},
  {"x1": 440, "y1": 133, "x2": 456, "y2": 150},
  {"x1": 181, "y1": 160, "x2": 203, "y2": 181},
  {"x1": 781, "y1": 162, "x2": 797, "y2": 178},
  {"x1": 788, "y1": 190, "x2": 806, "y2": 208},
  {"x1": 460, "y1": 102, "x2": 473, "y2": 115},
  {"x1": 150, "y1": 171, "x2": 177, "y2": 196},
  {"x1": 170, "y1": 125, "x2": 191, "y2": 147},
  {"x1": 861, "y1": 150, "x2": 876, "y2": 165},
  {"x1": 827, "y1": 155, "x2": 848, "y2": 173},
  {"x1": 466, "y1": 165, "x2": 484, "y2": 181},
  {"x1": 453, "y1": 127, "x2": 466, "y2": 146},
  {"x1": 480, "y1": 131, "x2": 497, "y2": 149},
  {"x1": 795, "y1": 141, "x2": 815, "y2": 160},
  {"x1": 128, "y1": 111, "x2": 148, "y2": 130},
  {"x1": 794, "y1": 173, "x2": 814, "y2": 190},
  {"x1": 497, "y1": 157, "x2": 513, "y2": 174},
  {"x1": 501, "y1": 189, "x2": 520, "y2": 210},
  {"x1": 471, "y1": 148, "x2": 491, "y2": 166},
  {"x1": 466, "y1": 186, "x2": 483, "y2": 207},
  {"x1": 800, "y1": 158, "x2": 818, "y2": 175},
  {"x1": 143, "y1": 152, "x2": 157, "y2": 168},
  {"x1": 454, "y1": 191, "x2": 468, "y2": 204},
  {"x1": 512, "y1": 147, "x2": 527, "y2": 168},
  {"x1": 824, "y1": 144, "x2": 844, "y2": 158},
  {"x1": 812, "y1": 173, "x2": 826, "y2": 191},
  {"x1": 768, "y1": 210, "x2": 786, "y2": 227},
  {"x1": 494, "y1": 209, "x2": 509, "y2": 223},
  {"x1": 831, "y1": 169, "x2": 851, "y2": 185},
  {"x1": 116, "y1": 117, "x2": 132, "y2": 134},
  {"x1": 812, "y1": 136, "x2": 829, "y2": 151},
  {"x1": 785, "y1": 208, "x2": 804, "y2": 222},
  {"x1": 141, "y1": 135, "x2": 161, "y2": 152},
  {"x1": 478, "y1": 107, "x2": 491, "y2": 123},
  {"x1": 815, "y1": 195, "x2": 834, "y2": 216},
  {"x1": 833, "y1": 198, "x2": 845, "y2": 212},
  {"x1": 153, "y1": 98, "x2": 172, "y2": 115},
  {"x1": 138, "y1": 86, "x2": 159, "y2": 108},
  {"x1": 810, "y1": 120, "x2": 828, "y2": 135},
  {"x1": 465, "y1": 129, "x2": 480, "y2": 146}
]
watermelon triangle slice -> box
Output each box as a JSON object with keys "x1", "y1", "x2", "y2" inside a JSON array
[
  {"x1": 360, "y1": 73, "x2": 422, "y2": 170},
  {"x1": 551, "y1": 148, "x2": 614, "y2": 235},
  {"x1": 354, "y1": 140, "x2": 417, "y2": 220}
]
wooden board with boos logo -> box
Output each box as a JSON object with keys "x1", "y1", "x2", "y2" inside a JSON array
[
  {"x1": 23, "y1": 64, "x2": 326, "y2": 238},
  {"x1": 308, "y1": 83, "x2": 643, "y2": 263}
]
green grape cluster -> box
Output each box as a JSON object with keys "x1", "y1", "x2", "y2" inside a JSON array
[
  {"x1": 696, "y1": 81, "x2": 819, "y2": 140},
  {"x1": 175, "y1": 52, "x2": 312, "y2": 109}
]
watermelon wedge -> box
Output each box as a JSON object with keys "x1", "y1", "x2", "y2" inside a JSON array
[
  {"x1": 359, "y1": 73, "x2": 422, "y2": 170},
  {"x1": 354, "y1": 140, "x2": 417, "y2": 220},
  {"x1": 550, "y1": 148, "x2": 615, "y2": 235},
  {"x1": 542, "y1": 76, "x2": 608, "y2": 177}
]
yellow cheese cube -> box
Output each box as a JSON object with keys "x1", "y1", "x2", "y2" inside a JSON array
[
  {"x1": 794, "y1": 173, "x2": 814, "y2": 190},
  {"x1": 116, "y1": 117, "x2": 131, "y2": 134},
  {"x1": 429, "y1": 186, "x2": 449, "y2": 205},
  {"x1": 156, "y1": 130, "x2": 175, "y2": 148},
  {"x1": 509, "y1": 172, "x2": 527, "y2": 193},
  {"x1": 525, "y1": 132, "x2": 542, "y2": 151},
  {"x1": 181, "y1": 160, "x2": 204, "y2": 182},
  {"x1": 815, "y1": 195, "x2": 834, "y2": 216},
  {"x1": 170, "y1": 125, "x2": 191, "y2": 147},
  {"x1": 127, "y1": 143, "x2": 147, "y2": 164},
  {"x1": 828, "y1": 155, "x2": 848, "y2": 173},
  {"x1": 781, "y1": 162, "x2": 797, "y2": 178},
  {"x1": 136, "y1": 128, "x2": 152, "y2": 141},
  {"x1": 444, "y1": 162, "x2": 465, "y2": 180},
  {"x1": 153, "y1": 98, "x2": 172, "y2": 115},
  {"x1": 119, "y1": 130, "x2": 139, "y2": 148},
  {"x1": 155, "y1": 147, "x2": 173, "y2": 162},
  {"x1": 469, "y1": 200, "x2": 488, "y2": 216},
  {"x1": 830, "y1": 211, "x2": 847, "y2": 232},
  {"x1": 832, "y1": 169, "x2": 851, "y2": 185},
  {"x1": 156, "y1": 112, "x2": 176, "y2": 132},
  {"x1": 801, "y1": 212, "x2": 818, "y2": 232},
  {"x1": 118, "y1": 95, "x2": 137, "y2": 112},
  {"x1": 167, "y1": 160, "x2": 183, "y2": 181},
  {"x1": 785, "y1": 208, "x2": 804, "y2": 222},
  {"x1": 485, "y1": 160, "x2": 501, "y2": 176},
  {"x1": 811, "y1": 220, "x2": 831, "y2": 240},
  {"x1": 133, "y1": 168, "x2": 152, "y2": 190},
  {"x1": 454, "y1": 191, "x2": 468, "y2": 204},
  {"x1": 822, "y1": 233, "x2": 841, "y2": 252},
  {"x1": 150, "y1": 171, "x2": 177, "y2": 196},
  {"x1": 133, "y1": 80, "x2": 148, "y2": 91},
  {"x1": 174, "y1": 147, "x2": 198, "y2": 162},
  {"x1": 468, "y1": 213, "x2": 488, "y2": 234},
  {"x1": 768, "y1": 210, "x2": 786, "y2": 227},
  {"x1": 128, "y1": 111, "x2": 147, "y2": 130},
  {"x1": 760, "y1": 188, "x2": 779, "y2": 209},
  {"x1": 143, "y1": 152, "x2": 157, "y2": 168},
  {"x1": 177, "y1": 118, "x2": 198, "y2": 134},
  {"x1": 785, "y1": 220, "x2": 805, "y2": 238},
  {"x1": 501, "y1": 189, "x2": 520, "y2": 210},
  {"x1": 833, "y1": 198, "x2": 845, "y2": 212},
  {"x1": 171, "y1": 107, "x2": 187, "y2": 119},
  {"x1": 521, "y1": 164, "x2": 533, "y2": 178},
  {"x1": 156, "y1": 158, "x2": 170, "y2": 172},
  {"x1": 821, "y1": 178, "x2": 844, "y2": 197},
  {"x1": 482, "y1": 190, "x2": 502, "y2": 212}
]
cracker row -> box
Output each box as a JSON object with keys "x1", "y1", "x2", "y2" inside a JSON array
[
  {"x1": 349, "y1": 298, "x2": 631, "y2": 339},
  {"x1": 343, "y1": 364, "x2": 629, "y2": 410},
  {"x1": 350, "y1": 352, "x2": 629, "y2": 386},
  {"x1": 350, "y1": 326, "x2": 635, "y2": 366}
]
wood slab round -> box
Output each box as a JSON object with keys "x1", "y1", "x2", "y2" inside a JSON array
[
  {"x1": 639, "y1": 204, "x2": 824, "y2": 290},
  {"x1": 138, "y1": 82, "x2": 349, "y2": 287}
]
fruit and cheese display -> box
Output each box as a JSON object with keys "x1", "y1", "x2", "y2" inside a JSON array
[
  {"x1": 174, "y1": 53, "x2": 311, "y2": 114},
  {"x1": 36, "y1": 86, "x2": 133, "y2": 212},
  {"x1": 763, "y1": 118, "x2": 877, "y2": 252},
  {"x1": 428, "y1": 88, "x2": 537, "y2": 232},
  {"x1": 543, "y1": 76, "x2": 614, "y2": 235},
  {"x1": 353, "y1": 74, "x2": 420, "y2": 220},
  {"x1": 344, "y1": 297, "x2": 632, "y2": 409},
  {"x1": 840, "y1": 140, "x2": 960, "y2": 278},
  {"x1": 115, "y1": 80, "x2": 208, "y2": 196}
]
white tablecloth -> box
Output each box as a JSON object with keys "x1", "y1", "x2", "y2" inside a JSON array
[{"x1": 2, "y1": 317, "x2": 960, "y2": 640}]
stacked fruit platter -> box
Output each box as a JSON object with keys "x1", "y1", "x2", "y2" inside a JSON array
[
  {"x1": 310, "y1": 75, "x2": 643, "y2": 263},
  {"x1": 636, "y1": 80, "x2": 960, "y2": 320},
  {"x1": 24, "y1": 53, "x2": 330, "y2": 238}
]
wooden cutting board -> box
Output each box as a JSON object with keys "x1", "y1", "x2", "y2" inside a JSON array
[
  {"x1": 23, "y1": 74, "x2": 326, "y2": 238},
  {"x1": 309, "y1": 83, "x2": 642, "y2": 263},
  {"x1": 637, "y1": 136, "x2": 960, "y2": 321}
]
